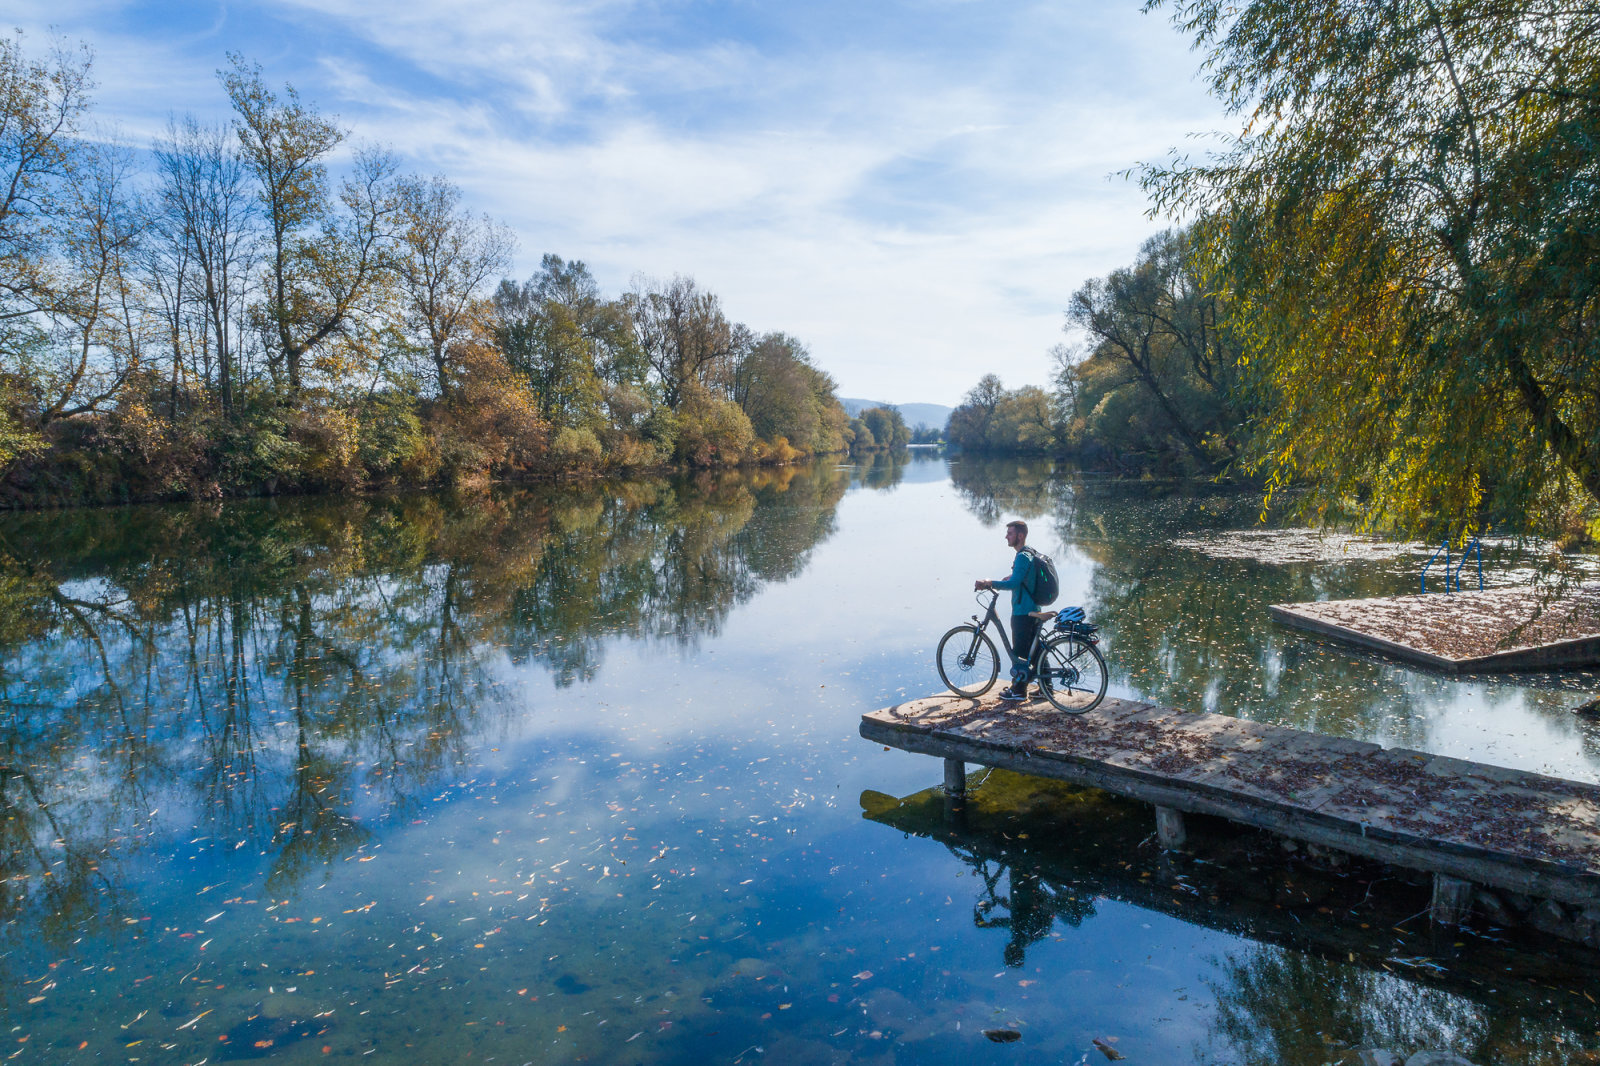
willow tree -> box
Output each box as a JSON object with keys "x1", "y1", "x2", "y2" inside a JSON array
[{"x1": 1144, "y1": 0, "x2": 1600, "y2": 536}]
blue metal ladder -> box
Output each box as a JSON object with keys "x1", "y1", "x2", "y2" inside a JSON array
[{"x1": 1421, "y1": 537, "x2": 1482, "y2": 593}]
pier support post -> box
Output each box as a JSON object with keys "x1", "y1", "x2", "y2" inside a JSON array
[
  {"x1": 1155, "y1": 806, "x2": 1187, "y2": 850},
  {"x1": 942, "y1": 758, "x2": 967, "y2": 827},
  {"x1": 1430, "y1": 874, "x2": 1475, "y2": 926},
  {"x1": 943, "y1": 758, "x2": 966, "y2": 797}
]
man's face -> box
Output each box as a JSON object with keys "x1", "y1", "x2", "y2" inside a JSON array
[{"x1": 1005, "y1": 525, "x2": 1023, "y2": 549}]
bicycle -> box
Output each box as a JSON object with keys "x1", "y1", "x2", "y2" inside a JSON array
[{"x1": 935, "y1": 589, "x2": 1108, "y2": 714}]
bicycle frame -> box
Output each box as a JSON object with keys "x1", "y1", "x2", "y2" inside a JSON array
[{"x1": 970, "y1": 590, "x2": 1043, "y2": 668}]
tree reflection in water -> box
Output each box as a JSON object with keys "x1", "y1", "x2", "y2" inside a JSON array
[
  {"x1": 1203, "y1": 948, "x2": 1486, "y2": 1066},
  {"x1": 0, "y1": 463, "x2": 847, "y2": 960},
  {"x1": 853, "y1": 449, "x2": 909, "y2": 491}
]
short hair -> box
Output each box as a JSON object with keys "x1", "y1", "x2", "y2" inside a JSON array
[{"x1": 1006, "y1": 520, "x2": 1028, "y2": 537}]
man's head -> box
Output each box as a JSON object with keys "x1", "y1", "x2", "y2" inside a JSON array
[{"x1": 1005, "y1": 520, "x2": 1027, "y2": 549}]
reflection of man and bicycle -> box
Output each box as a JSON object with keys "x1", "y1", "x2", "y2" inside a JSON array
[
  {"x1": 859, "y1": 775, "x2": 1105, "y2": 970},
  {"x1": 970, "y1": 857, "x2": 1098, "y2": 968},
  {"x1": 937, "y1": 518, "x2": 1107, "y2": 712}
]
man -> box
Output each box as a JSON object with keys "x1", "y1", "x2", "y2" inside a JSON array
[{"x1": 974, "y1": 519, "x2": 1039, "y2": 701}]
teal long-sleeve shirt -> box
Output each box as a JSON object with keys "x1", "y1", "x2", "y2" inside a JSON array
[{"x1": 991, "y1": 551, "x2": 1037, "y2": 616}]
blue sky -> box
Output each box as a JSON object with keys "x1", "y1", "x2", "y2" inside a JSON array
[{"x1": 10, "y1": 0, "x2": 1231, "y2": 406}]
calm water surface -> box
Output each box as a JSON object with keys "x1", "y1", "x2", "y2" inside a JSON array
[{"x1": 4, "y1": 455, "x2": 1600, "y2": 1064}]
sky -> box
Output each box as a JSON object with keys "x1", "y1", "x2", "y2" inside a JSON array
[{"x1": 8, "y1": 0, "x2": 1233, "y2": 407}]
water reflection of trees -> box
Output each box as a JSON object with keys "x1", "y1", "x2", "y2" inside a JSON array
[
  {"x1": 506, "y1": 466, "x2": 845, "y2": 684},
  {"x1": 1202, "y1": 948, "x2": 1493, "y2": 1066},
  {"x1": 862, "y1": 771, "x2": 1600, "y2": 1066},
  {"x1": 947, "y1": 456, "x2": 1066, "y2": 524},
  {"x1": 0, "y1": 463, "x2": 846, "y2": 947},
  {"x1": 1202, "y1": 942, "x2": 1600, "y2": 1066},
  {"x1": 852, "y1": 449, "x2": 909, "y2": 491}
]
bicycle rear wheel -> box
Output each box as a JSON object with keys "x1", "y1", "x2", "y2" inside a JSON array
[
  {"x1": 1035, "y1": 635, "x2": 1107, "y2": 714},
  {"x1": 936, "y1": 625, "x2": 1001, "y2": 698}
]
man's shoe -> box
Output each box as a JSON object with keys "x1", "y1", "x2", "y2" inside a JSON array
[{"x1": 997, "y1": 686, "x2": 1026, "y2": 701}]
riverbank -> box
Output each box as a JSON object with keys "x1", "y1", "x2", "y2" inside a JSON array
[{"x1": 0, "y1": 436, "x2": 908, "y2": 511}]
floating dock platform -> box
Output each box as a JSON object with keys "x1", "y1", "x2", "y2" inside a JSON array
[
  {"x1": 1269, "y1": 586, "x2": 1600, "y2": 672},
  {"x1": 862, "y1": 693, "x2": 1600, "y2": 939}
]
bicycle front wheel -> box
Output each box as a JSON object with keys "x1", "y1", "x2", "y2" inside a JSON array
[
  {"x1": 936, "y1": 625, "x2": 1001, "y2": 698},
  {"x1": 1035, "y1": 635, "x2": 1107, "y2": 714}
]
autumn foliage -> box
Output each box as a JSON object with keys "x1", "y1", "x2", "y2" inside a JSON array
[{"x1": 0, "y1": 38, "x2": 852, "y2": 507}]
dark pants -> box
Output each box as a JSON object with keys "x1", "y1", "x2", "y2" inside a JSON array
[{"x1": 1009, "y1": 614, "x2": 1040, "y2": 687}]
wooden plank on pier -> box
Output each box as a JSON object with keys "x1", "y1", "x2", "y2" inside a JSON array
[
  {"x1": 861, "y1": 694, "x2": 1600, "y2": 909},
  {"x1": 1270, "y1": 587, "x2": 1600, "y2": 672}
]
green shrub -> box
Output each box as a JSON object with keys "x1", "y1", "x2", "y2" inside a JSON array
[
  {"x1": 551, "y1": 426, "x2": 603, "y2": 469},
  {"x1": 674, "y1": 388, "x2": 754, "y2": 467},
  {"x1": 357, "y1": 391, "x2": 433, "y2": 484}
]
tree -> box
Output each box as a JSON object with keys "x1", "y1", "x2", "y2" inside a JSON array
[
  {"x1": 150, "y1": 116, "x2": 257, "y2": 413},
  {"x1": 0, "y1": 379, "x2": 42, "y2": 469},
  {"x1": 989, "y1": 387, "x2": 1056, "y2": 454},
  {"x1": 947, "y1": 376, "x2": 1062, "y2": 454},
  {"x1": 1144, "y1": 0, "x2": 1600, "y2": 535},
  {"x1": 222, "y1": 56, "x2": 399, "y2": 395},
  {"x1": 36, "y1": 141, "x2": 147, "y2": 422},
  {"x1": 0, "y1": 117, "x2": 148, "y2": 428},
  {"x1": 860, "y1": 405, "x2": 909, "y2": 449},
  {"x1": 1065, "y1": 226, "x2": 1240, "y2": 472},
  {"x1": 493, "y1": 255, "x2": 640, "y2": 429},
  {"x1": 0, "y1": 33, "x2": 137, "y2": 429},
  {"x1": 0, "y1": 37, "x2": 852, "y2": 496},
  {"x1": 626, "y1": 274, "x2": 734, "y2": 410},
  {"x1": 0, "y1": 33, "x2": 93, "y2": 328},
  {"x1": 946, "y1": 374, "x2": 1004, "y2": 451},
  {"x1": 393, "y1": 174, "x2": 513, "y2": 397},
  {"x1": 732, "y1": 331, "x2": 849, "y2": 452}
]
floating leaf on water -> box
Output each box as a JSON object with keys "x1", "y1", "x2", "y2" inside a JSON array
[
  {"x1": 983, "y1": 1029, "x2": 1021, "y2": 1043},
  {"x1": 1093, "y1": 1037, "x2": 1126, "y2": 1060}
]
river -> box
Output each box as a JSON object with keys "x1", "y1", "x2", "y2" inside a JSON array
[{"x1": 2, "y1": 454, "x2": 1598, "y2": 1064}]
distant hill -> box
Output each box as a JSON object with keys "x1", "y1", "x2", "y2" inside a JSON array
[{"x1": 839, "y1": 398, "x2": 954, "y2": 431}]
